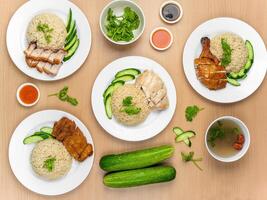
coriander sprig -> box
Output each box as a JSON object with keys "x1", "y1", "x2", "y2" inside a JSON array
[
  {"x1": 120, "y1": 96, "x2": 141, "y2": 115},
  {"x1": 181, "y1": 151, "x2": 203, "y2": 171},
  {"x1": 48, "y1": 86, "x2": 78, "y2": 106},
  {"x1": 185, "y1": 105, "x2": 204, "y2": 122},
  {"x1": 37, "y1": 23, "x2": 54, "y2": 44}
]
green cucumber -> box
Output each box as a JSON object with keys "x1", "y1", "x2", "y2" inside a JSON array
[
  {"x1": 238, "y1": 68, "x2": 246, "y2": 78},
  {"x1": 65, "y1": 28, "x2": 77, "y2": 45},
  {"x1": 246, "y1": 40, "x2": 254, "y2": 61},
  {"x1": 103, "y1": 166, "x2": 176, "y2": 188},
  {"x1": 244, "y1": 59, "x2": 252, "y2": 72},
  {"x1": 63, "y1": 39, "x2": 79, "y2": 62},
  {"x1": 175, "y1": 131, "x2": 195, "y2": 143},
  {"x1": 23, "y1": 135, "x2": 44, "y2": 144},
  {"x1": 66, "y1": 20, "x2": 76, "y2": 39},
  {"x1": 115, "y1": 68, "x2": 141, "y2": 78},
  {"x1": 103, "y1": 81, "x2": 125, "y2": 100},
  {"x1": 227, "y1": 77, "x2": 240, "y2": 86},
  {"x1": 112, "y1": 74, "x2": 135, "y2": 84},
  {"x1": 66, "y1": 8, "x2": 72, "y2": 32},
  {"x1": 172, "y1": 127, "x2": 184, "y2": 136},
  {"x1": 229, "y1": 72, "x2": 239, "y2": 79},
  {"x1": 40, "y1": 127, "x2": 53, "y2": 134},
  {"x1": 64, "y1": 35, "x2": 77, "y2": 51},
  {"x1": 104, "y1": 94, "x2": 112, "y2": 119},
  {"x1": 183, "y1": 138, "x2": 192, "y2": 147},
  {"x1": 100, "y1": 145, "x2": 174, "y2": 172}
]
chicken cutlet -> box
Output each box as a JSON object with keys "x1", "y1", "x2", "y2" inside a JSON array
[
  {"x1": 194, "y1": 37, "x2": 227, "y2": 90},
  {"x1": 52, "y1": 117, "x2": 93, "y2": 162}
]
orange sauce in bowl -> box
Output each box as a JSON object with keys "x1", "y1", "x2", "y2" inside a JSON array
[
  {"x1": 19, "y1": 85, "x2": 39, "y2": 105},
  {"x1": 152, "y1": 29, "x2": 172, "y2": 49}
]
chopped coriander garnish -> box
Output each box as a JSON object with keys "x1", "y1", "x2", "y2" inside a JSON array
[
  {"x1": 221, "y1": 38, "x2": 232, "y2": 67},
  {"x1": 120, "y1": 96, "x2": 141, "y2": 115},
  {"x1": 207, "y1": 120, "x2": 225, "y2": 147},
  {"x1": 185, "y1": 105, "x2": 204, "y2": 122},
  {"x1": 181, "y1": 151, "x2": 203, "y2": 171},
  {"x1": 37, "y1": 23, "x2": 54, "y2": 44},
  {"x1": 43, "y1": 157, "x2": 56, "y2": 172}
]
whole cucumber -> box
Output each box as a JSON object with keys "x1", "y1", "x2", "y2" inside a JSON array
[
  {"x1": 100, "y1": 145, "x2": 174, "y2": 172},
  {"x1": 103, "y1": 166, "x2": 176, "y2": 188}
]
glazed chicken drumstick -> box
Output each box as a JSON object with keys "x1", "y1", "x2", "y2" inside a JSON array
[{"x1": 194, "y1": 37, "x2": 227, "y2": 90}]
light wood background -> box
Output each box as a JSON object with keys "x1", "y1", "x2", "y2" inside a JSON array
[{"x1": 1, "y1": 0, "x2": 267, "y2": 199}]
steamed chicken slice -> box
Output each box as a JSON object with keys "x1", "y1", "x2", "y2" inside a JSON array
[
  {"x1": 24, "y1": 43, "x2": 37, "y2": 57},
  {"x1": 135, "y1": 70, "x2": 169, "y2": 110}
]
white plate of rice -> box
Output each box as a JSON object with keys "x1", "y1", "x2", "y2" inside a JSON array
[
  {"x1": 183, "y1": 17, "x2": 267, "y2": 103},
  {"x1": 8, "y1": 110, "x2": 95, "y2": 195},
  {"x1": 6, "y1": 0, "x2": 91, "y2": 81},
  {"x1": 91, "y1": 56, "x2": 177, "y2": 141}
]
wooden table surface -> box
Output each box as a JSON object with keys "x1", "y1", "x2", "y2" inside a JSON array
[{"x1": 1, "y1": 0, "x2": 267, "y2": 199}]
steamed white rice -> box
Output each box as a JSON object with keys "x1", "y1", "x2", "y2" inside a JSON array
[
  {"x1": 210, "y1": 32, "x2": 248, "y2": 73},
  {"x1": 26, "y1": 13, "x2": 67, "y2": 49},
  {"x1": 31, "y1": 138, "x2": 72, "y2": 180}
]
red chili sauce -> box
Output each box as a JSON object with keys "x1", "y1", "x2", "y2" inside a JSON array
[
  {"x1": 152, "y1": 29, "x2": 171, "y2": 49},
  {"x1": 19, "y1": 85, "x2": 38, "y2": 104}
]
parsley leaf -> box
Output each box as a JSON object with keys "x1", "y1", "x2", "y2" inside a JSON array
[
  {"x1": 48, "y1": 86, "x2": 78, "y2": 106},
  {"x1": 185, "y1": 105, "x2": 204, "y2": 122},
  {"x1": 207, "y1": 121, "x2": 225, "y2": 147},
  {"x1": 181, "y1": 152, "x2": 203, "y2": 171},
  {"x1": 221, "y1": 38, "x2": 232, "y2": 67},
  {"x1": 43, "y1": 157, "x2": 56, "y2": 172}
]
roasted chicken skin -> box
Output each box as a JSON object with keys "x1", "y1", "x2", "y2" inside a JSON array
[
  {"x1": 194, "y1": 37, "x2": 227, "y2": 90},
  {"x1": 52, "y1": 117, "x2": 93, "y2": 162}
]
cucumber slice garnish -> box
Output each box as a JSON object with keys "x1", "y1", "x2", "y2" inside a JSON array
[
  {"x1": 65, "y1": 28, "x2": 77, "y2": 45},
  {"x1": 105, "y1": 94, "x2": 112, "y2": 119},
  {"x1": 115, "y1": 68, "x2": 141, "y2": 78},
  {"x1": 103, "y1": 81, "x2": 125, "y2": 100},
  {"x1": 23, "y1": 135, "x2": 44, "y2": 144},
  {"x1": 40, "y1": 127, "x2": 53, "y2": 134},
  {"x1": 112, "y1": 74, "x2": 135, "y2": 84},
  {"x1": 183, "y1": 138, "x2": 192, "y2": 147},
  {"x1": 66, "y1": 8, "x2": 72, "y2": 32},
  {"x1": 173, "y1": 127, "x2": 184, "y2": 136},
  {"x1": 64, "y1": 35, "x2": 77, "y2": 51},
  {"x1": 246, "y1": 40, "x2": 254, "y2": 61},
  {"x1": 63, "y1": 39, "x2": 79, "y2": 62},
  {"x1": 175, "y1": 131, "x2": 196, "y2": 143},
  {"x1": 227, "y1": 77, "x2": 240, "y2": 86}
]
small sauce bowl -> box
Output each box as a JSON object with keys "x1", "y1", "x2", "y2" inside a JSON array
[
  {"x1": 16, "y1": 83, "x2": 40, "y2": 107},
  {"x1": 150, "y1": 27, "x2": 173, "y2": 51},
  {"x1": 205, "y1": 116, "x2": 250, "y2": 163},
  {"x1": 160, "y1": 1, "x2": 183, "y2": 24}
]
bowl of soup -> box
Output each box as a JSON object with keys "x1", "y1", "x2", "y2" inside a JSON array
[{"x1": 205, "y1": 116, "x2": 250, "y2": 162}]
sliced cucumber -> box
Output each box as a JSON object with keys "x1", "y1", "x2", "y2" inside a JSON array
[
  {"x1": 64, "y1": 35, "x2": 77, "y2": 51},
  {"x1": 246, "y1": 40, "x2": 254, "y2": 61},
  {"x1": 237, "y1": 68, "x2": 246, "y2": 79},
  {"x1": 244, "y1": 59, "x2": 252, "y2": 72},
  {"x1": 183, "y1": 138, "x2": 192, "y2": 147},
  {"x1": 32, "y1": 132, "x2": 51, "y2": 139},
  {"x1": 40, "y1": 127, "x2": 53, "y2": 134},
  {"x1": 229, "y1": 72, "x2": 239, "y2": 79},
  {"x1": 175, "y1": 131, "x2": 196, "y2": 143},
  {"x1": 63, "y1": 39, "x2": 79, "y2": 62},
  {"x1": 66, "y1": 8, "x2": 72, "y2": 32},
  {"x1": 172, "y1": 127, "x2": 184, "y2": 136},
  {"x1": 66, "y1": 19, "x2": 76, "y2": 38},
  {"x1": 103, "y1": 81, "x2": 125, "y2": 100},
  {"x1": 105, "y1": 94, "x2": 112, "y2": 119},
  {"x1": 112, "y1": 74, "x2": 135, "y2": 84},
  {"x1": 227, "y1": 77, "x2": 240, "y2": 86},
  {"x1": 65, "y1": 28, "x2": 77, "y2": 45},
  {"x1": 23, "y1": 135, "x2": 44, "y2": 144},
  {"x1": 115, "y1": 68, "x2": 141, "y2": 78}
]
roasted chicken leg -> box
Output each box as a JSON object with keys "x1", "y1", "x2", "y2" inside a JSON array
[{"x1": 194, "y1": 37, "x2": 227, "y2": 90}]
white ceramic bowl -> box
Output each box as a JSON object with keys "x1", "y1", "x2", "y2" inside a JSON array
[
  {"x1": 159, "y1": 0, "x2": 183, "y2": 24},
  {"x1": 205, "y1": 116, "x2": 250, "y2": 162},
  {"x1": 150, "y1": 27, "x2": 173, "y2": 51},
  {"x1": 16, "y1": 83, "x2": 40, "y2": 107},
  {"x1": 99, "y1": 0, "x2": 145, "y2": 45}
]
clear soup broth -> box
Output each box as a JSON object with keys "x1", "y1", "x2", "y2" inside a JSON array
[{"x1": 207, "y1": 119, "x2": 242, "y2": 157}]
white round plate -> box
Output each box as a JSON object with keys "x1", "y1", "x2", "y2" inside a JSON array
[
  {"x1": 91, "y1": 56, "x2": 177, "y2": 141},
  {"x1": 6, "y1": 0, "x2": 91, "y2": 81},
  {"x1": 183, "y1": 17, "x2": 267, "y2": 103},
  {"x1": 9, "y1": 110, "x2": 95, "y2": 196}
]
